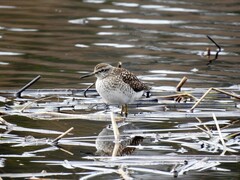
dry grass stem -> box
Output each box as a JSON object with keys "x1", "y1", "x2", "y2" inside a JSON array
[
  {"x1": 111, "y1": 112, "x2": 120, "y2": 157},
  {"x1": 52, "y1": 127, "x2": 74, "y2": 143},
  {"x1": 176, "y1": 76, "x2": 188, "y2": 92}
]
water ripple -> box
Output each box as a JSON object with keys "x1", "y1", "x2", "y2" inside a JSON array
[
  {"x1": 70, "y1": 17, "x2": 186, "y2": 25},
  {"x1": 0, "y1": 5, "x2": 16, "y2": 9},
  {"x1": 0, "y1": 52, "x2": 23, "y2": 56},
  {"x1": 112, "y1": 2, "x2": 139, "y2": 7},
  {"x1": 178, "y1": 25, "x2": 217, "y2": 30},
  {"x1": 140, "y1": 29, "x2": 234, "y2": 39},
  {"x1": 115, "y1": 18, "x2": 186, "y2": 25},
  {"x1": 99, "y1": 25, "x2": 114, "y2": 28},
  {"x1": 172, "y1": 42, "x2": 210, "y2": 46},
  {"x1": 75, "y1": 44, "x2": 89, "y2": 48},
  {"x1": 68, "y1": 19, "x2": 89, "y2": 25},
  {"x1": 93, "y1": 43, "x2": 134, "y2": 48},
  {"x1": 6, "y1": 27, "x2": 38, "y2": 32},
  {"x1": 83, "y1": 0, "x2": 106, "y2": 4},
  {"x1": 125, "y1": 55, "x2": 161, "y2": 60},
  {"x1": 140, "y1": 5, "x2": 202, "y2": 12},
  {"x1": 0, "y1": 62, "x2": 9, "y2": 65},
  {"x1": 99, "y1": 9, "x2": 129, "y2": 14},
  {"x1": 97, "y1": 32, "x2": 128, "y2": 35},
  {"x1": 149, "y1": 70, "x2": 192, "y2": 74}
]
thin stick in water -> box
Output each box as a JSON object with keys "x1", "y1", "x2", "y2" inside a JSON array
[
  {"x1": 52, "y1": 127, "x2": 74, "y2": 144},
  {"x1": 83, "y1": 82, "x2": 95, "y2": 97},
  {"x1": 195, "y1": 117, "x2": 212, "y2": 138},
  {"x1": 206, "y1": 35, "x2": 222, "y2": 65},
  {"x1": 176, "y1": 76, "x2": 188, "y2": 92},
  {"x1": 111, "y1": 112, "x2": 120, "y2": 157},
  {"x1": 20, "y1": 95, "x2": 55, "y2": 112},
  {"x1": 212, "y1": 113, "x2": 226, "y2": 155},
  {"x1": 190, "y1": 87, "x2": 240, "y2": 112},
  {"x1": 58, "y1": 146, "x2": 74, "y2": 156},
  {"x1": 118, "y1": 165, "x2": 132, "y2": 179},
  {"x1": 207, "y1": 35, "x2": 221, "y2": 51},
  {"x1": 212, "y1": 88, "x2": 240, "y2": 100},
  {"x1": 15, "y1": 75, "x2": 41, "y2": 98},
  {"x1": 190, "y1": 88, "x2": 213, "y2": 112}
]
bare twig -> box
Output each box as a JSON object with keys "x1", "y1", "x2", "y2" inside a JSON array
[
  {"x1": 20, "y1": 95, "x2": 55, "y2": 112},
  {"x1": 226, "y1": 131, "x2": 240, "y2": 140},
  {"x1": 212, "y1": 88, "x2": 240, "y2": 100},
  {"x1": 176, "y1": 76, "x2": 188, "y2": 92},
  {"x1": 190, "y1": 87, "x2": 240, "y2": 112},
  {"x1": 190, "y1": 88, "x2": 213, "y2": 112},
  {"x1": 118, "y1": 165, "x2": 132, "y2": 180},
  {"x1": 221, "y1": 120, "x2": 239, "y2": 130},
  {"x1": 0, "y1": 116, "x2": 6, "y2": 124},
  {"x1": 83, "y1": 83, "x2": 95, "y2": 97},
  {"x1": 15, "y1": 75, "x2": 41, "y2": 98},
  {"x1": 206, "y1": 47, "x2": 211, "y2": 60},
  {"x1": 195, "y1": 125, "x2": 212, "y2": 138},
  {"x1": 207, "y1": 35, "x2": 221, "y2": 52},
  {"x1": 159, "y1": 93, "x2": 198, "y2": 102},
  {"x1": 212, "y1": 113, "x2": 226, "y2": 155},
  {"x1": 111, "y1": 112, "x2": 120, "y2": 157},
  {"x1": 206, "y1": 35, "x2": 222, "y2": 65},
  {"x1": 52, "y1": 127, "x2": 74, "y2": 144},
  {"x1": 58, "y1": 146, "x2": 74, "y2": 155},
  {"x1": 195, "y1": 117, "x2": 212, "y2": 138},
  {"x1": 0, "y1": 116, "x2": 14, "y2": 127}
]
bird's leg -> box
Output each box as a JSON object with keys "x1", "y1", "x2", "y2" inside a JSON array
[
  {"x1": 121, "y1": 105, "x2": 124, "y2": 116},
  {"x1": 120, "y1": 104, "x2": 128, "y2": 117},
  {"x1": 120, "y1": 105, "x2": 124, "y2": 116},
  {"x1": 124, "y1": 104, "x2": 128, "y2": 117}
]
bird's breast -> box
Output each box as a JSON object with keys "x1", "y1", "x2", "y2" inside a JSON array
[{"x1": 95, "y1": 77, "x2": 143, "y2": 105}]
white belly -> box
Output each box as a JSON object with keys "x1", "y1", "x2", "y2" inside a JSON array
[{"x1": 96, "y1": 78, "x2": 143, "y2": 105}]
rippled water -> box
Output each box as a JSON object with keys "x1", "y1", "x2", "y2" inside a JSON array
[
  {"x1": 0, "y1": 0, "x2": 239, "y2": 179},
  {"x1": 0, "y1": 0, "x2": 239, "y2": 89}
]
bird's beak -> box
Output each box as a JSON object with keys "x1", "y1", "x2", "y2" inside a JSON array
[{"x1": 80, "y1": 71, "x2": 95, "y2": 79}]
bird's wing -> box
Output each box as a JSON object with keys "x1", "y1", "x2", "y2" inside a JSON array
[{"x1": 119, "y1": 68, "x2": 149, "y2": 92}]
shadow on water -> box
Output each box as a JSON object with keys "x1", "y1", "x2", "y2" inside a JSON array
[{"x1": 0, "y1": 0, "x2": 240, "y2": 179}]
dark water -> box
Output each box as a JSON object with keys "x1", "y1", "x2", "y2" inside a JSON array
[{"x1": 0, "y1": 0, "x2": 239, "y2": 179}]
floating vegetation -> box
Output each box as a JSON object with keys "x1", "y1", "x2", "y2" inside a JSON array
[{"x1": 0, "y1": 74, "x2": 239, "y2": 179}]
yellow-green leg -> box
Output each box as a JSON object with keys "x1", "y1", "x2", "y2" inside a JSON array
[{"x1": 121, "y1": 104, "x2": 128, "y2": 117}]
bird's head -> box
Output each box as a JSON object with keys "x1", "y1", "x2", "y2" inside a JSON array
[{"x1": 80, "y1": 63, "x2": 113, "y2": 80}]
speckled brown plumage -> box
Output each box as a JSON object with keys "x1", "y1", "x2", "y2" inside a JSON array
[{"x1": 114, "y1": 67, "x2": 149, "y2": 92}]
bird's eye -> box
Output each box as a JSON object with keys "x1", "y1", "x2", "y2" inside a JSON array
[{"x1": 100, "y1": 69, "x2": 108, "y2": 72}]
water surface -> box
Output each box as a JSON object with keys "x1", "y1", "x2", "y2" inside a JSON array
[{"x1": 0, "y1": 0, "x2": 239, "y2": 179}]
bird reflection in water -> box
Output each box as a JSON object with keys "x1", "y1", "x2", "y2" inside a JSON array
[{"x1": 95, "y1": 122, "x2": 143, "y2": 156}]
